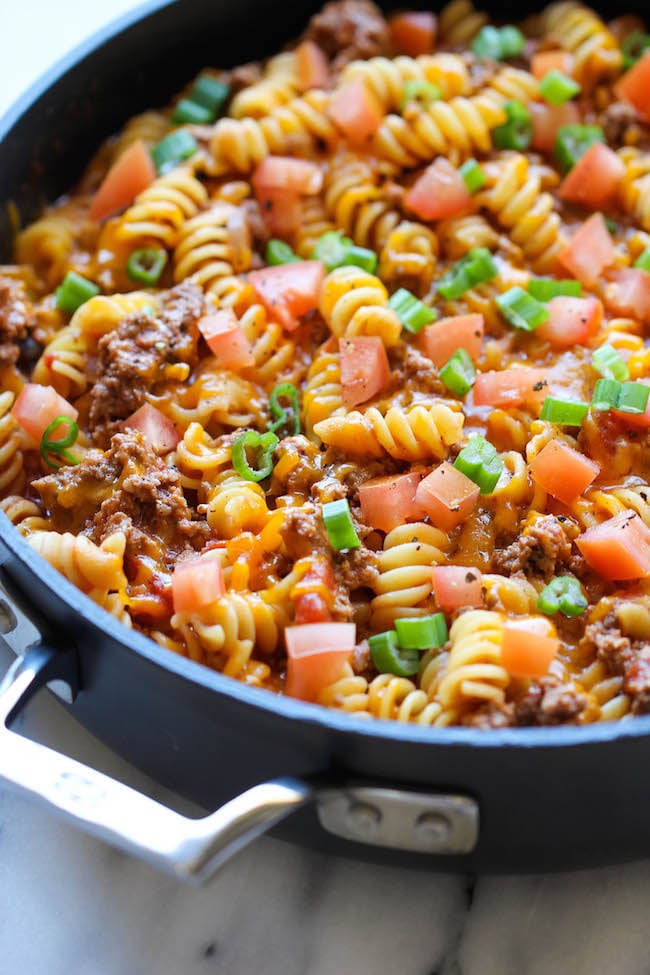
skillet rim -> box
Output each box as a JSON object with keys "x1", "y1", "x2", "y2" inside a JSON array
[{"x1": 2, "y1": 0, "x2": 649, "y2": 752}]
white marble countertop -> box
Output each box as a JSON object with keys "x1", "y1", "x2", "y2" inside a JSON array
[{"x1": 4, "y1": 4, "x2": 650, "y2": 973}]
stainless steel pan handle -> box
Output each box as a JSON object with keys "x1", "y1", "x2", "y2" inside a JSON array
[{"x1": 0, "y1": 645, "x2": 313, "y2": 883}]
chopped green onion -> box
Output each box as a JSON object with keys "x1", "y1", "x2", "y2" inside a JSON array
[
  {"x1": 540, "y1": 396, "x2": 589, "y2": 426},
  {"x1": 537, "y1": 576, "x2": 588, "y2": 618},
  {"x1": 617, "y1": 381, "x2": 650, "y2": 415},
  {"x1": 400, "y1": 80, "x2": 441, "y2": 112},
  {"x1": 454, "y1": 435, "x2": 504, "y2": 494},
  {"x1": 493, "y1": 101, "x2": 532, "y2": 151},
  {"x1": 459, "y1": 158, "x2": 487, "y2": 194},
  {"x1": 622, "y1": 30, "x2": 650, "y2": 69},
  {"x1": 40, "y1": 416, "x2": 80, "y2": 470},
  {"x1": 440, "y1": 348, "x2": 476, "y2": 396},
  {"x1": 369, "y1": 630, "x2": 420, "y2": 677},
  {"x1": 322, "y1": 498, "x2": 360, "y2": 551},
  {"x1": 539, "y1": 70, "x2": 581, "y2": 106},
  {"x1": 496, "y1": 286, "x2": 549, "y2": 332},
  {"x1": 472, "y1": 24, "x2": 525, "y2": 60},
  {"x1": 126, "y1": 248, "x2": 167, "y2": 285},
  {"x1": 269, "y1": 382, "x2": 301, "y2": 436},
  {"x1": 55, "y1": 272, "x2": 100, "y2": 314},
  {"x1": 436, "y1": 247, "x2": 498, "y2": 299},
  {"x1": 592, "y1": 344, "x2": 629, "y2": 382},
  {"x1": 388, "y1": 288, "x2": 436, "y2": 333},
  {"x1": 634, "y1": 248, "x2": 650, "y2": 273},
  {"x1": 151, "y1": 130, "x2": 198, "y2": 174},
  {"x1": 554, "y1": 124, "x2": 604, "y2": 173},
  {"x1": 395, "y1": 614, "x2": 448, "y2": 650},
  {"x1": 591, "y1": 378, "x2": 622, "y2": 411},
  {"x1": 527, "y1": 277, "x2": 582, "y2": 301},
  {"x1": 266, "y1": 239, "x2": 300, "y2": 266},
  {"x1": 172, "y1": 98, "x2": 213, "y2": 125},
  {"x1": 311, "y1": 231, "x2": 378, "y2": 274},
  {"x1": 191, "y1": 75, "x2": 230, "y2": 115},
  {"x1": 232, "y1": 430, "x2": 279, "y2": 482}
]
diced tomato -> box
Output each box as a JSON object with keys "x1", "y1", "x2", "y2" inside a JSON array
[
  {"x1": 252, "y1": 156, "x2": 323, "y2": 196},
  {"x1": 415, "y1": 462, "x2": 480, "y2": 532},
  {"x1": 530, "y1": 101, "x2": 579, "y2": 152},
  {"x1": 529, "y1": 440, "x2": 599, "y2": 505},
  {"x1": 535, "y1": 296, "x2": 603, "y2": 348},
  {"x1": 615, "y1": 50, "x2": 650, "y2": 122},
  {"x1": 432, "y1": 565, "x2": 483, "y2": 612},
  {"x1": 559, "y1": 143, "x2": 625, "y2": 210},
  {"x1": 605, "y1": 268, "x2": 650, "y2": 324},
  {"x1": 359, "y1": 471, "x2": 426, "y2": 533},
  {"x1": 404, "y1": 158, "x2": 471, "y2": 221},
  {"x1": 172, "y1": 554, "x2": 225, "y2": 614},
  {"x1": 389, "y1": 11, "x2": 436, "y2": 56},
  {"x1": 255, "y1": 187, "x2": 303, "y2": 237},
  {"x1": 89, "y1": 140, "x2": 155, "y2": 223},
  {"x1": 293, "y1": 559, "x2": 335, "y2": 625},
  {"x1": 531, "y1": 50, "x2": 575, "y2": 79},
  {"x1": 11, "y1": 383, "x2": 78, "y2": 444},
  {"x1": 558, "y1": 213, "x2": 616, "y2": 287},
  {"x1": 339, "y1": 336, "x2": 390, "y2": 407},
  {"x1": 285, "y1": 622, "x2": 356, "y2": 701},
  {"x1": 473, "y1": 368, "x2": 548, "y2": 409},
  {"x1": 419, "y1": 314, "x2": 484, "y2": 368},
  {"x1": 296, "y1": 40, "x2": 331, "y2": 91},
  {"x1": 122, "y1": 403, "x2": 180, "y2": 455},
  {"x1": 198, "y1": 309, "x2": 255, "y2": 369},
  {"x1": 501, "y1": 617, "x2": 559, "y2": 677},
  {"x1": 249, "y1": 261, "x2": 325, "y2": 331},
  {"x1": 577, "y1": 511, "x2": 650, "y2": 580},
  {"x1": 327, "y1": 80, "x2": 383, "y2": 146}
]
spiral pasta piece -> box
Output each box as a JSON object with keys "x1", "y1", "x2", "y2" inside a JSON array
[
  {"x1": 318, "y1": 663, "x2": 370, "y2": 713},
  {"x1": 323, "y1": 152, "x2": 402, "y2": 252},
  {"x1": 378, "y1": 220, "x2": 439, "y2": 296},
  {"x1": 294, "y1": 196, "x2": 336, "y2": 259},
  {"x1": 319, "y1": 265, "x2": 403, "y2": 346},
  {"x1": 114, "y1": 167, "x2": 208, "y2": 249},
  {"x1": 579, "y1": 660, "x2": 631, "y2": 721},
  {"x1": 618, "y1": 148, "x2": 650, "y2": 233},
  {"x1": 371, "y1": 522, "x2": 449, "y2": 631},
  {"x1": 341, "y1": 53, "x2": 470, "y2": 112},
  {"x1": 239, "y1": 302, "x2": 299, "y2": 389},
  {"x1": 111, "y1": 111, "x2": 170, "y2": 160},
  {"x1": 206, "y1": 467, "x2": 271, "y2": 538},
  {"x1": 0, "y1": 392, "x2": 24, "y2": 494},
  {"x1": 0, "y1": 496, "x2": 50, "y2": 533},
  {"x1": 27, "y1": 530, "x2": 128, "y2": 595},
  {"x1": 303, "y1": 343, "x2": 344, "y2": 435},
  {"x1": 539, "y1": 2, "x2": 622, "y2": 86},
  {"x1": 173, "y1": 203, "x2": 252, "y2": 295},
  {"x1": 230, "y1": 52, "x2": 299, "y2": 118},
  {"x1": 438, "y1": 0, "x2": 488, "y2": 44},
  {"x1": 435, "y1": 610, "x2": 509, "y2": 717}
]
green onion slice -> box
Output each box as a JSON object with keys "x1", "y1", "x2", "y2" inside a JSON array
[
  {"x1": 527, "y1": 277, "x2": 582, "y2": 301},
  {"x1": 172, "y1": 99, "x2": 213, "y2": 125},
  {"x1": 191, "y1": 75, "x2": 230, "y2": 115},
  {"x1": 388, "y1": 287, "x2": 436, "y2": 333},
  {"x1": 540, "y1": 396, "x2": 589, "y2": 426},
  {"x1": 454, "y1": 435, "x2": 504, "y2": 494},
  {"x1": 554, "y1": 124, "x2": 604, "y2": 173},
  {"x1": 440, "y1": 348, "x2": 476, "y2": 396},
  {"x1": 269, "y1": 383, "x2": 301, "y2": 437},
  {"x1": 266, "y1": 239, "x2": 300, "y2": 266},
  {"x1": 311, "y1": 231, "x2": 377, "y2": 274},
  {"x1": 622, "y1": 30, "x2": 650, "y2": 69},
  {"x1": 126, "y1": 248, "x2": 167, "y2": 285},
  {"x1": 617, "y1": 381, "x2": 650, "y2": 415},
  {"x1": 400, "y1": 80, "x2": 442, "y2": 112},
  {"x1": 537, "y1": 576, "x2": 588, "y2": 618},
  {"x1": 436, "y1": 247, "x2": 498, "y2": 300},
  {"x1": 232, "y1": 430, "x2": 279, "y2": 482},
  {"x1": 471, "y1": 24, "x2": 525, "y2": 61},
  {"x1": 55, "y1": 272, "x2": 100, "y2": 314},
  {"x1": 496, "y1": 286, "x2": 549, "y2": 332},
  {"x1": 539, "y1": 69, "x2": 581, "y2": 105},
  {"x1": 322, "y1": 498, "x2": 360, "y2": 551},
  {"x1": 493, "y1": 100, "x2": 533, "y2": 151},
  {"x1": 459, "y1": 158, "x2": 487, "y2": 194},
  {"x1": 394, "y1": 614, "x2": 448, "y2": 650},
  {"x1": 151, "y1": 130, "x2": 198, "y2": 174},
  {"x1": 591, "y1": 378, "x2": 622, "y2": 411},
  {"x1": 634, "y1": 248, "x2": 650, "y2": 273},
  {"x1": 40, "y1": 416, "x2": 80, "y2": 470},
  {"x1": 369, "y1": 630, "x2": 420, "y2": 677},
  {"x1": 592, "y1": 344, "x2": 629, "y2": 383}
]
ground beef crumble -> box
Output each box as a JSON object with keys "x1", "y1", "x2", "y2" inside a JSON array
[
  {"x1": 302, "y1": 0, "x2": 389, "y2": 70},
  {"x1": 493, "y1": 514, "x2": 576, "y2": 581},
  {"x1": 515, "y1": 676, "x2": 590, "y2": 726},
  {"x1": 88, "y1": 282, "x2": 203, "y2": 446},
  {"x1": 0, "y1": 275, "x2": 33, "y2": 367}
]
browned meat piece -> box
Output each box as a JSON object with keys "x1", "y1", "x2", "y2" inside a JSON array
[
  {"x1": 229, "y1": 61, "x2": 263, "y2": 92},
  {"x1": 388, "y1": 344, "x2": 445, "y2": 399},
  {"x1": 336, "y1": 545, "x2": 378, "y2": 593},
  {"x1": 0, "y1": 275, "x2": 33, "y2": 367},
  {"x1": 624, "y1": 649, "x2": 650, "y2": 713},
  {"x1": 34, "y1": 431, "x2": 206, "y2": 565},
  {"x1": 302, "y1": 0, "x2": 389, "y2": 70},
  {"x1": 579, "y1": 617, "x2": 633, "y2": 676},
  {"x1": 351, "y1": 639, "x2": 371, "y2": 675},
  {"x1": 515, "y1": 676, "x2": 590, "y2": 726},
  {"x1": 280, "y1": 502, "x2": 331, "y2": 561},
  {"x1": 88, "y1": 282, "x2": 203, "y2": 445},
  {"x1": 600, "y1": 101, "x2": 650, "y2": 149},
  {"x1": 493, "y1": 514, "x2": 574, "y2": 581},
  {"x1": 463, "y1": 701, "x2": 515, "y2": 729}
]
